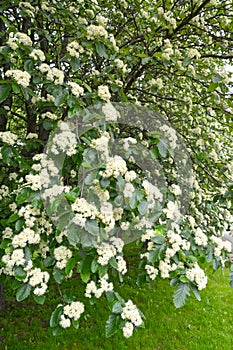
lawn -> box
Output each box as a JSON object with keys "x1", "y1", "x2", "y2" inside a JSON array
[{"x1": 1, "y1": 258, "x2": 233, "y2": 350}]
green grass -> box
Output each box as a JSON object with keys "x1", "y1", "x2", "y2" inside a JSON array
[{"x1": 1, "y1": 262, "x2": 233, "y2": 350}]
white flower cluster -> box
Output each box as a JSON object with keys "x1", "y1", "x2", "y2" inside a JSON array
[
  {"x1": 86, "y1": 25, "x2": 108, "y2": 40},
  {"x1": 210, "y1": 235, "x2": 231, "y2": 257},
  {"x1": 122, "y1": 137, "x2": 137, "y2": 151},
  {"x1": 124, "y1": 170, "x2": 137, "y2": 182},
  {"x1": 0, "y1": 131, "x2": 18, "y2": 145},
  {"x1": 67, "y1": 81, "x2": 84, "y2": 98},
  {"x1": 67, "y1": 41, "x2": 84, "y2": 58},
  {"x1": 18, "y1": 204, "x2": 40, "y2": 228},
  {"x1": 186, "y1": 263, "x2": 208, "y2": 290},
  {"x1": 25, "y1": 267, "x2": 50, "y2": 296},
  {"x1": 7, "y1": 32, "x2": 32, "y2": 49},
  {"x1": 38, "y1": 64, "x2": 64, "y2": 85},
  {"x1": 100, "y1": 155, "x2": 127, "y2": 178},
  {"x1": 145, "y1": 264, "x2": 158, "y2": 280},
  {"x1": 97, "y1": 237, "x2": 124, "y2": 266},
  {"x1": 121, "y1": 300, "x2": 143, "y2": 338},
  {"x1": 114, "y1": 58, "x2": 128, "y2": 73},
  {"x1": 0, "y1": 185, "x2": 9, "y2": 200},
  {"x1": 19, "y1": 2, "x2": 35, "y2": 17},
  {"x1": 194, "y1": 227, "x2": 208, "y2": 246},
  {"x1": 160, "y1": 124, "x2": 177, "y2": 149},
  {"x1": 41, "y1": 111, "x2": 58, "y2": 120},
  {"x1": 72, "y1": 197, "x2": 98, "y2": 219},
  {"x1": 98, "y1": 85, "x2": 111, "y2": 102},
  {"x1": 59, "y1": 301, "x2": 85, "y2": 328},
  {"x1": 142, "y1": 179, "x2": 163, "y2": 206},
  {"x1": 26, "y1": 133, "x2": 38, "y2": 139},
  {"x1": 25, "y1": 174, "x2": 41, "y2": 191},
  {"x1": 90, "y1": 132, "x2": 110, "y2": 159},
  {"x1": 102, "y1": 102, "x2": 120, "y2": 121},
  {"x1": 29, "y1": 48, "x2": 45, "y2": 61},
  {"x1": 50, "y1": 122, "x2": 77, "y2": 156},
  {"x1": 85, "y1": 274, "x2": 113, "y2": 298},
  {"x1": 54, "y1": 246, "x2": 72, "y2": 269},
  {"x1": 12, "y1": 227, "x2": 40, "y2": 248},
  {"x1": 187, "y1": 48, "x2": 201, "y2": 59},
  {"x1": 5, "y1": 69, "x2": 31, "y2": 88},
  {"x1": 123, "y1": 182, "x2": 135, "y2": 199},
  {"x1": 2, "y1": 249, "x2": 25, "y2": 276},
  {"x1": 163, "y1": 201, "x2": 182, "y2": 222},
  {"x1": 90, "y1": 180, "x2": 110, "y2": 202},
  {"x1": 148, "y1": 77, "x2": 163, "y2": 89}
]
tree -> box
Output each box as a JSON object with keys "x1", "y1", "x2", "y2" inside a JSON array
[{"x1": 0, "y1": 0, "x2": 232, "y2": 338}]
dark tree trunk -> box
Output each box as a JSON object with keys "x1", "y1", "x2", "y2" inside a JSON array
[{"x1": 0, "y1": 283, "x2": 5, "y2": 311}]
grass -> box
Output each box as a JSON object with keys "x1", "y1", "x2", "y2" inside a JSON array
[{"x1": 1, "y1": 255, "x2": 233, "y2": 350}]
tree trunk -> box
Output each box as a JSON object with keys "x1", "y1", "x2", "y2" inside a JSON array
[{"x1": 0, "y1": 283, "x2": 6, "y2": 311}]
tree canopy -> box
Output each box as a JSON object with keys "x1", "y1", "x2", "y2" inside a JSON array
[{"x1": 0, "y1": 0, "x2": 232, "y2": 338}]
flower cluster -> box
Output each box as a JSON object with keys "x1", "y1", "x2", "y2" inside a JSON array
[
  {"x1": 121, "y1": 300, "x2": 143, "y2": 338},
  {"x1": 59, "y1": 301, "x2": 85, "y2": 328},
  {"x1": 5, "y1": 69, "x2": 31, "y2": 88},
  {"x1": 67, "y1": 81, "x2": 84, "y2": 97},
  {"x1": 7, "y1": 32, "x2": 32, "y2": 49},
  {"x1": 85, "y1": 274, "x2": 113, "y2": 298},
  {"x1": 186, "y1": 263, "x2": 208, "y2": 290},
  {"x1": 98, "y1": 85, "x2": 111, "y2": 102},
  {"x1": 38, "y1": 64, "x2": 64, "y2": 85},
  {"x1": 25, "y1": 268, "x2": 50, "y2": 296},
  {"x1": 29, "y1": 48, "x2": 45, "y2": 61},
  {"x1": 86, "y1": 25, "x2": 108, "y2": 40},
  {"x1": 67, "y1": 41, "x2": 84, "y2": 58},
  {"x1": 0, "y1": 131, "x2": 18, "y2": 145},
  {"x1": 54, "y1": 246, "x2": 72, "y2": 269}
]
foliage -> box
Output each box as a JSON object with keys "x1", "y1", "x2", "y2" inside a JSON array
[{"x1": 0, "y1": 0, "x2": 233, "y2": 339}]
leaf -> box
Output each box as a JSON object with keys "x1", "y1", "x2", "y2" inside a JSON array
[
  {"x1": 53, "y1": 266, "x2": 65, "y2": 284},
  {"x1": 16, "y1": 188, "x2": 30, "y2": 205},
  {"x1": 109, "y1": 257, "x2": 118, "y2": 269},
  {"x1": 16, "y1": 283, "x2": 32, "y2": 302},
  {"x1": 85, "y1": 220, "x2": 99, "y2": 236},
  {"x1": 72, "y1": 319, "x2": 80, "y2": 329},
  {"x1": 91, "y1": 258, "x2": 98, "y2": 273},
  {"x1": 105, "y1": 314, "x2": 121, "y2": 338},
  {"x1": 1, "y1": 145, "x2": 13, "y2": 163},
  {"x1": 95, "y1": 42, "x2": 108, "y2": 58},
  {"x1": 212, "y1": 74, "x2": 221, "y2": 83},
  {"x1": 152, "y1": 235, "x2": 166, "y2": 245},
  {"x1": 190, "y1": 284, "x2": 201, "y2": 302},
  {"x1": 50, "y1": 305, "x2": 64, "y2": 328},
  {"x1": 65, "y1": 258, "x2": 77, "y2": 275},
  {"x1": 157, "y1": 139, "x2": 168, "y2": 158},
  {"x1": 14, "y1": 266, "x2": 27, "y2": 281},
  {"x1": 84, "y1": 171, "x2": 98, "y2": 185},
  {"x1": 0, "y1": 84, "x2": 11, "y2": 104},
  {"x1": 112, "y1": 301, "x2": 122, "y2": 314},
  {"x1": 7, "y1": 213, "x2": 20, "y2": 224},
  {"x1": 173, "y1": 282, "x2": 190, "y2": 308},
  {"x1": 138, "y1": 200, "x2": 148, "y2": 215},
  {"x1": 33, "y1": 294, "x2": 46, "y2": 305},
  {"x1": 136, "y1": 273, "x2": 146, "y2": 287}
]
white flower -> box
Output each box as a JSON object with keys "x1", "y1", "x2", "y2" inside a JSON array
[
  {"x1": 29, "y1": 49, "x2": 45, "y2": 61},
  {"x1": 121, "y1": 300, "x2": 142, "y2": 327},
  {"x1": 123, "y1": 322, "x2": 134, "y2": 338},
  {"x1": 145, "y1": 265, "x2": 158, "y2": 280},
  {"x1": 102, "y1": 102, "x2": 120, "y2": 121},
  {"x1": 67, "y1": 81, "x2": 84, "y2": 97},
  {"x1": 123, "y1": 182, "x2": 135, "y2": 198},
  {"x1": 5, "y1": 69, "x2": 31, "y2": 88},
  {"x1": 98, "y1": 85, "x2": 111, "y2": 102},
  {"x1": 59, "y1": 315, "x2": 71, "y2": 328},
  {"x1": 86, "y1": 25, "x2": 108, "y2": 40},
  {"x1": 0, "y1": 131, "x2": 18, "y2": 145}
]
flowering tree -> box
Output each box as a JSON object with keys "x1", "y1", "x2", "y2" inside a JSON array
[{"x1": 0, "y1": 0, "x2": 233, "y2": 338}]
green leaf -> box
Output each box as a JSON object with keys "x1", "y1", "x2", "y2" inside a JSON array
[
  {"x1": 1, "y1": 145, "x2": 13, "y2": 163},
  {"x1": 84, "y1": 171, "x2": 98, "y2": 185},
  {"x1": 152, "y1": 235, "x2": 166, "y2": 245},
  {"x1": 14, "y1": 266, "x2": 27, "y2": 281},
  {"x1": 53, "y1": 267, "x2": 65, "y2": 284},
  {"x1": 95, "y1": 42, "x2": 108, "y2": 58},
  {"x1": 173, "y1": 282, "x2": 190, "y2": 308},
  {"x1": 16, "y1": 283, "x2": 32, "y2": 302},
  {"x1": 72, "y1": 319, "x2": 80, "y2": 329},
  {"x1": 50, "y1": 305, "x2": 64, "y2": 327},
  {"x1": 0, "y1": 84, "x2": 11, "y2": 104},
  {"x1": 212, "y1": 74, "x2": 221, "y2": 83},
  {"x1": 109, "y1": 257, "x2": 118, "y2": 269},
  {"x1": 7, "y1": 213, "x2": 20, "y2": 224},
  {"x1": 190, "y1": 284, "x2": 201, "y2": 302},
  {"x1": 91, "y1": 258, "x2": 98, "y2": 273},
  {"x1": 85, "y1": 220, "x2": 99, "y2": 236},
  {"x1": 138, "y1": 200, "x2": 148, "y2": 215},
  {"x1": 105, "y1": 314, "x2": 121, "y2": 338},
  {"x1": 65, "y1": 258, "x2": 77, "y2": 275},
  {"x1": 112, "y1": 301, "x2": 122, "y2": 314},
  {"x1": 16, "y1": 188, "x2": 30, "y2": 205},
  {"x1": 157, "y1": 139, "x2": 168, "y2": 158},
  {"x1": 33, "y1": 294, "x2": 46, "y2": 305}
]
